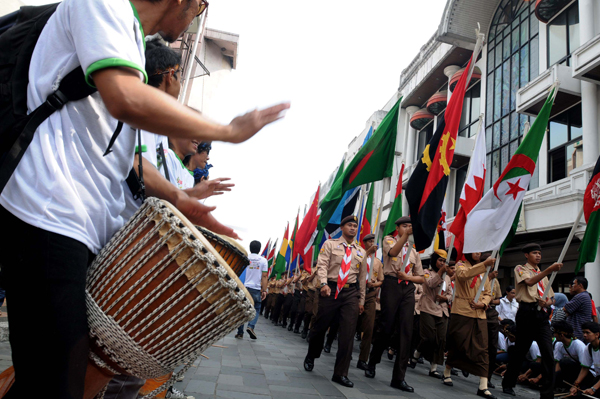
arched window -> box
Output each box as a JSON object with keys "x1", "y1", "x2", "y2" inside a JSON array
[{"x1": 485, "y1": 0, "x2": 539, "y2": 191}]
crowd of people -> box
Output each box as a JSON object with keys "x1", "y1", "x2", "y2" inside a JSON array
[{"x1": 250, "y1": 217, "x2": 600, "y2": 399}]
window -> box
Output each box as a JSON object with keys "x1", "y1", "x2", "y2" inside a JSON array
[
  {"x1": 416, "y1": 122, "x2": 434, "y2": 163},
  {"x1": 548, "y1": 104, "x2": 583, "y2": 182},
  {"x1": 547, "y1": 1, "x2": 579, "y2": 67},
  {"x1": 485, "y1": 0, "x2": 539, "y2": 192},
  {"x1": 458, "y1": 82, "x2": 481, "y2": 138}
]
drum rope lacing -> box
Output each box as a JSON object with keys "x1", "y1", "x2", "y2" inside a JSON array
[{"x1": 87, "y1": 198, "x2": 255, "y2": 382}]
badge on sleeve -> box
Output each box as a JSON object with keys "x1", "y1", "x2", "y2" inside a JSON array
[
  {"x1": 386, "y1": 239, "x2": 394, "y2": 244},
  {"x1": 320, "y1": 247, "x2": 325, "y2": 254},
  {"x1": 516, "y1": 266, "x2": 524, "y2": 276}
]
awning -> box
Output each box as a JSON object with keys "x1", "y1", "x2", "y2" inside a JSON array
[
  {"x1": 410, "y1": 109, "x2": 434, "y2": 131},
  {"x1": 449, "y1": 66, "x2": 481, "y2": 92},
  {"x1": 534, "y1": 0, "x2": 572, "y2": 23},
  {"x1": 426, "y1": 91, "x2": 448, "y2": 115}
]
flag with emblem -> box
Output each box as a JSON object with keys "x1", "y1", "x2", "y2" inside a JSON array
[
  {"x1": 433, "y1": 196, "x2": 448, "y2": 252},
  {"x1": 383, "y1": 163, "x2": 405, "y2": 237},
  {"x1": 463, "y1": 87, "x2": 557, "y2": 253},
  {"x1": 294, "y1": 185, "x2": 321, "y2": 273},
  {"x1": 406, "y1": 42, "x2": 482, "y2": 250},
  {"x1": 336, "y1": 244, "x2": 353, "y2": 299},
  {"x1": 575, "y1": 155, "x2": 600, "y2": 273},
  {"x1": 318, "y1": 97, "x2": 402, "y2": 230}
]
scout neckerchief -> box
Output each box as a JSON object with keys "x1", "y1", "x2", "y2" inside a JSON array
[
  {"x1": 336, "y1": 243, "x2": 353, "y2": 299},
  {"x1": 398, "y1": 243, "x2": 410, "y2": 285},
  {"x1": 470, "y1": 273, "x2": 484, "y2": 288},
  {"x1": 531, "y1": 268, "x2": 545, "y2": 297}
]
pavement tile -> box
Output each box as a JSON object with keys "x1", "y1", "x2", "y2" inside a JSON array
[
  {"x1": 185, "y1": 380, "x2": 217, "y2": 394},
  {"x1": 216, "y1": 383, "x2": 270, "y2": 395},
  {"x1": 217, "y1": 374, "x2": 243, "y2": 386}
]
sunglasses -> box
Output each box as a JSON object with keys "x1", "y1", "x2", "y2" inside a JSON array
[
  {"x1": 151, "y1": 65, "x2": 182, "y2": 77},
  {"x1": 197, "y1": 0, "x2": 209, "y2": 16}
]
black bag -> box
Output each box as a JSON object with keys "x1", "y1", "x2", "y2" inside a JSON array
[{"x1": 0, "y1": 3, "x2": 97, "y2": 194}]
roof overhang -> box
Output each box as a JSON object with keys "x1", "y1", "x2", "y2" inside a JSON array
[
  {"x1": 204, "y1": 28, "x2": 239, "y2": 69},
  {"x1": 572, "y1": 33, "x2": 600, "y2": 84},
  {"x1": 517, "y1": 63, "x2": 581, "y2": 118},
  {"x1": 437, "y1": 0, "x2": 501, "y2": 49},
  {"x1": 534, "y1": 0, "x2": 572, "y2": 23}
]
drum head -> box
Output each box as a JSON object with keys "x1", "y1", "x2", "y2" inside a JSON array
[
  {"x1": 195, "y1": 226, "x2": 249, "y2": 260},
  {"x1": 161, "y1": 200, "x2": 253, "y2": 306}
]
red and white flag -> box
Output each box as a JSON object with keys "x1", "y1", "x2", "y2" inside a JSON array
[
  {"x1": 294, "y1": 185, "x2": 321, "y2": 273},
  {"x1": 449, "y1": 121, "x2": 487, "y2": 260}
]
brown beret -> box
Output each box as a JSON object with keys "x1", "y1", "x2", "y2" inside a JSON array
[
  {"x1": 522, "y1": 243, "x2": 541, "y2": 253},
  {"x1": 340, "y1": 215, "x2": 358, "y2": 226},
  {"x1": 362, "y1": 233, "x2": 375, "y2": 242},
  {"x1": 395, "y1": 216, "x2": 411, "y2": 225}
]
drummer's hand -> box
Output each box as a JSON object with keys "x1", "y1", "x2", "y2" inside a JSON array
[
  {"x1": 174, "y1": 191, "x2": 240, "y2": 240},
  {"x1": 225, "y1": 103, "x2": 290, "y2": 144},
  {"x1": 186, "y1": 178, "x2": 234, "y2": 199}
]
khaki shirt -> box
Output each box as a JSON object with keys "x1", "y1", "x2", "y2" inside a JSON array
[
  {"x1": 418, "y1": 269, "x2": 453, "y2": 318},
  {"x1": 268, "y1": 280, "x2": 276, "y2": 294},
  {"x1": 490, "y1": 278, "x2": 502, "y2": 302},
  {"x1": 307, "y1": 267, "x2": 318, "y2": 290},
  {"x1": 451, "y1": 260, "x2": 492, "y2": 319},
  {"x1": 414, "y1": 283, "x2": 423, "y2": 315},
  {"x1": 382, "y1": 235, "x2": 423, "y2": 278},
  {"x1": 362, "y1": 256, "x2": 384, "y2": 288},
  {"x1": 316, "y1": 237, "x2": 367, "y2": 306},
  {"x1": 301, "y1": 270, "x2": 310, "y2": 291},
  {"x1": 514, "y1": 263, "x2": 554, "y2": 303},
  {"x1": 272, "y1": 279, "x2": 281, "y2": 294}
]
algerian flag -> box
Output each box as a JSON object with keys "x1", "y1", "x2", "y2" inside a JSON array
[{"x1": 463, "y1": 87, "x2": 557, "y2": 253}]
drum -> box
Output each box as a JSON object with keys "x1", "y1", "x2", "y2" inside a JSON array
[
  {"x1": 195, "y1": 226, "x2": 249, "y2": 277},
  {"x1": 86, "y1": 197, "x2": 255, "y2": 380}
]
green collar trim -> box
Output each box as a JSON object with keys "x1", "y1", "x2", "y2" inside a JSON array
[
  {"x1": 173, "y1": 151, "x2": 194, "y2": 176},
  {"x1": 130, "y1": 2, "x2": 145, "y2": 50}
]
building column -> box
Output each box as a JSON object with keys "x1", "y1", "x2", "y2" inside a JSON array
[
  {"x1": 444, "y1": 65, "x2": 461, "y2": 101},
  {"x1": 579, "y1": 0, "x2": 599, "y2": 165},
  {"x1": 405, "y1": 106, "x2": 420, "y2": 167}
]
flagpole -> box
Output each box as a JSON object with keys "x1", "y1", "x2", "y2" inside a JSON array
[
  {"x1": 489, "y1": 255, "x2": 502, "y2": 293},
  {"x1": 436, "y1": 234, "x2": 455, "y2": 304},
  {"x1": 474, "y1": 249, "x2": 498, "y2": 302},
  {"x1": 538, "y1": 205, "x2": 585, "y2": 309},
  {"x1": 370, "y1": 181, "x2": 388, "y2": 280}
]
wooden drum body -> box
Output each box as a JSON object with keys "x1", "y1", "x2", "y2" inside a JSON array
[
  {"x1": 195, "y1": 226, "x2": 249, "y2": 277},
  {"x1": 86, "y1": 197, "x2": 255, "y2": 380}
]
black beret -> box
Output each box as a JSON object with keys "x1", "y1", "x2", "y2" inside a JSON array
[
  {"x1": 522, "y1": 243, "x2": 541, "y2": 253},
  {"x1": 362, "y1": 233, "x2": 375, "y2": 242},
  {"x1": 395, "y1": 216, "x2": 411, "y2": 225},
  {"x1": 340, "y1": 215, "x2": 358, "y2": 226}
]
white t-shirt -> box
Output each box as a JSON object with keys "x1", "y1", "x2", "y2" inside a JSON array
[
  {"x1": 497, "y1": 297, "x2": 519, "y2": 322},
  {"x1": 581, "y1": 344, "x2": 600, "y2": 377},
  {"x1": 554, "y1": 339, "x2": 588, "y2": 364},
  {"x1": 164, "y1": 149, "x2": 195, "y2": 190},
  {"x1": 121, "y1": 130, "x2": 169, "y2": 221},
  {"x1": 0, "y1": 0, "x2": 146, "y2": 254},
  {"x1": 244, "y1": 253, "x2": 268, "y2": 291},
  {"x1": 527, "y1": 341, "x2": 541, "y2": 362},
  {"x1": 498, "y1": 332, "x2": 515, "y2": 352}
]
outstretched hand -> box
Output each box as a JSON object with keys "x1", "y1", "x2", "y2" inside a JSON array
[
  {"x1": 186, "y1": 177, "x2": 234, "y2": 199},
  {"x1": 174, "y1": 192, "x2": 239, "y2": 240},
  {"x1": 226, "y1": 103, "x2": 291, "y2": 144}
]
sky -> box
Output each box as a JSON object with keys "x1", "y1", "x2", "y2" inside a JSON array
[{"x1": 22, "y1": 0, "x2": 448, "y2": 254}]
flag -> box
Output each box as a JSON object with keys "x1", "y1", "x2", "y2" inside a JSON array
[
  {"x1": 449, "y1": 122, "x2": 487, "y2": 261},
  {"x1": 463, "y1": 87, "x2": 556, "y2": 253},
  {"x1": 318, "y1": 187, "x2": 360, "y2": 248},
  {"x1": 272, "y1": 224, "x2": 290, "y2": 278},
  {"x1": 267, "y1": 238, "x2": 278, "y2": 277},
  {"x1": 294, "y1": 185, "x2": 321, "y2": 273},
  {"x1": 576, "y1": 155, "x2": 600, "y2": 273},
  {"x1": 434, "y1": 197, "x2": 448, "y2": 252},
  {"x1": 406, "y1": 39, "x2": 482, "y2": 251},
  {"x1": 318, "y1": 97, "x2": 401, "y2": 230},
  {"x1": 288, "y1": 212, "x2": 300, "y2": 272},
  {"x1": 261, "y1": 239, "x2": 271, "y2": 259},
  {"x1": 384, "y1": 163, "x2": 405, "y2": 237},
  {"x1": 359, "y1": 185, "x2": 374, "y2": 244}
]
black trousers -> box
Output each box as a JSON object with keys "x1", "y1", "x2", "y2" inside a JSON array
[
  {"x1": 486, "y1": 307, "x2": 500, "y2": 381},
  {"x1": 555, "y1": 358, "x2": 596, "y2": 389},
  {"x1": 294, "y1": 290, "x2": 307, "y2": 330},
  {"x1": 503, "y1": 303, "x2": 555, "y2": 399},
  {"x1": 271, "y1": 293, "x2": 285, "y2": 322},
  {"x1": 281, "y1": 293, "x2": 294, "y2": 323},
  {"x1": 325, "y1": 317, "x2": 340, "y2": 347},
  {"x1": 289, "y1": 290, "x2": 302, "y2": 325},
  {"x1": 368, "y1": 277, "x2": 415, "y2": 382},
  {"x1": 307, "y1": 285, "x2": 359, "y2": 376},
  {"x1": 1, "y1": 206, "x2": 92, "y2": 399}
]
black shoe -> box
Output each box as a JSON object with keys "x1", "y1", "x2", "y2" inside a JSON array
[
  {"x1": 364, "y1": 366, "x2": 376, "y2": 378},
  {"x1": 303, "y1": 356, "x2": 314, "y2": 372},
  {"x1": 356, "y1": 360, "x2": 368, "y2": 370},
  {"x1": 281, "y1": 322, "x2": 287, "y2": 328},
  {"x1": 387, "y1": 350, "x2": 394, "y2": 360},
  {"x1": 417, "y1": 356, "x2": 424, "y2": 364},
  {"x1": 477, "y1": 389, "x2": 496, "y2": 399},
  {"x1": 408, "y1": 357, "x2": 418, "y2": 369},
  {"x1": 390, "y1": 380, "x2": 414, "y2": 392},
  {"x1": 301, "y1": 330, "x2": 308, "y2": 339},
  {"x1": 287, "y1": 324, "x2": 293, "y2": 331},
  {"x1": 428, "y1": 371, "x2": 442, "y2": 379},
  {"x1": 246, "y1": 327, "x2": 257, "y2": 340},
  {"x1": 323, "y1": 344, "x2": 331, "y2": 353},
  {"x1": 355, "y1": 332, "x2": 361, "y2": 341},
  {"x1": 451, "y1": 368, "x2": 458, "y2": 376},
  {"x1": 501, "y1": 387, "x2": 515, "y2": 396},
  {"x1": 462, "y1": 370, "x2": 469, "y2": 378},
  {"x1": 488, "y1": 381, "x2": 495, "y2": 389},
  {"x1": 293, "y1": 328, "x2": 300, "y2": 334},
  {"x1": 332, "y1": 375, "x2": 354, "y2": 387}
]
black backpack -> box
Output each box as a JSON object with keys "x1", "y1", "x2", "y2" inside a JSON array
[{"x1": 0, "y1": 3, "x2": 145, "y2": 199}]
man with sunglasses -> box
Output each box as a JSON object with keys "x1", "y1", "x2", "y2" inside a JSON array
[{"x1": 0, "y1": 0, "x2": 289, "y2": 397}]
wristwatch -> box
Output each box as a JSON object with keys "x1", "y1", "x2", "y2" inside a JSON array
[
  {"x1": 591, "y1": 387, "x2": 597, "y2": 393},
  {"x1": 320, "y1": 282, "x2": 327, "y2": 288}
]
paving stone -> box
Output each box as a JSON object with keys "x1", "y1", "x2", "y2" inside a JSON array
[
  {"x1": 217, "y1": 374, "x2": 244, "y2": 386},
  {"x1": 185, "y1": 380, "x2": 217, "y2": 394}
]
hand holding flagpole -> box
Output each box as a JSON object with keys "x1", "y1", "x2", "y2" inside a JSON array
[
  {"x1": 474, "y1": 250, "x2": 498, "y2": 303},
  {"x1": 436, "y1": 234, "x2": 455, "y2": 304},
  {"x1": 489, "y1": 255, "x2": 502, "y2": 293}
]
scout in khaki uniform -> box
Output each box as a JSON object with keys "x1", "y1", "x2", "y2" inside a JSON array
[
  {"x1": 271, "y1": 278, "x2": 285, "y2": 324},
  {"x1": 304, "y1": 215, "x2": 367, "y2": 388},
  {"x1": 292, "y1": 267, "x2": 311, "y2": 333},
  {"x1": 263, "y1": 277, "x2": 277, "y2": 319},
  {"x1": 440, "y1": 252, "x2": 494, "y2": 399},
  {"x1": 365, "y1": 216, "x2": 423, "y2": 393},
  {"x1": 356, "y1": 233, "x2": 383, "y2": 371},
  {"x1": 486, "y1": 271, "x2": 502, "y2": 388},
  {"x1": 502, "y1": 243, "x2": 562, "y2": 399},
  {"x1": 411, "y1": 249, "x2": 454, "y2": 378},
  {"x1": 301, "y1": 261, "x2": 318, "y2": 339}
]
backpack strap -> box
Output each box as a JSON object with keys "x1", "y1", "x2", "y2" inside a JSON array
[{"x1": 157, "y1": 142, "x2": 170, "y2": 181}]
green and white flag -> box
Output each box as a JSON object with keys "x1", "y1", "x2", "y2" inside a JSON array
[{"x1": 463, "y1": 88, "x2": 557, "y2": 253}]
